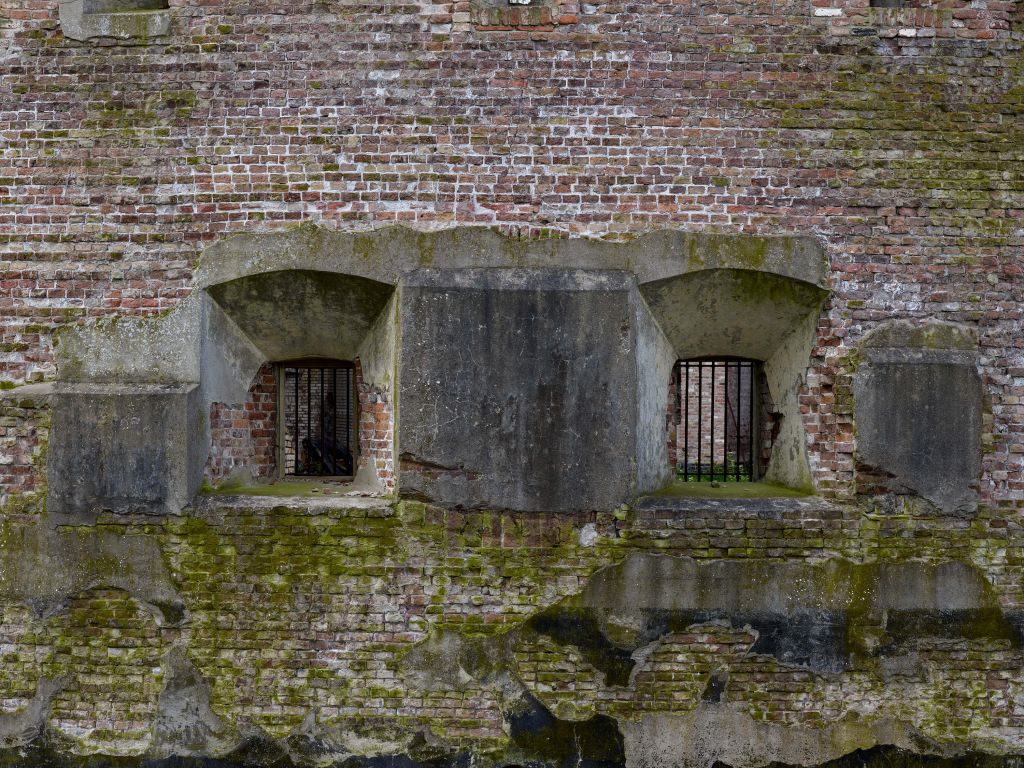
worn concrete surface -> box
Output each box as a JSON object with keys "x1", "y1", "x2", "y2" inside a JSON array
[
  {"x1": 398, "y1": 268, "x2": 666, "y2": 511},
  {"x1": 854, "y1": 321, "x2": 982, "y2": 513}
]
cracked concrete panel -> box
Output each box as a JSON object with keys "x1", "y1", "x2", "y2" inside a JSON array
[
  {"x1": 854, "y1": 321, "x2": 982, "y2": 513},
  {"x1": 398, "y1": 268, "x2": 656, "y2": 511},
  {"x1": 47, "y1": 383, "x2": 204, "y2": 521}
]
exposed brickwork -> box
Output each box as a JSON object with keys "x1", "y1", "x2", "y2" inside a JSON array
[
  {"x1": 0, "y1": 391, "x2": 48, "y2": 514},
  {"x1": 816, "y1": 0, "x2": 1014, "y2": 41},
  {"x1": 356, "y1": 359, "x2": 395, "y2": 491},
  {"x1": 203, "y1": 360, "x2": 395, "y2": 489},
  {"x1": 0, "y1": 499, "x2": 1018, "y2": 756},
  {"x1": 205, "y1": 363, "x2": 277, "y2": 485}
]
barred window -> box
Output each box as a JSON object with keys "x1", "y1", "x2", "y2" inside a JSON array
[
  {"x1": 676, "y1": 358, "x2": 761, "y2": 483},
  {"x1": 278, "y1": 360, "x2": 356, "y2": 479}
]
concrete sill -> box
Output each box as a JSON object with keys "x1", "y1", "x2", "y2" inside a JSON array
[
  {"x1": 636, "y1": 481, "x2": 831, "y2": 518},
  {"x1": 645, "y1": 481, "x2": 812, "y2": 500},
  {"x1": 59, "y1": 1, "x2": 172, "y2": 42},
  {"x1": 197, "y1": 480, "x2": 390, "y2": 511}
]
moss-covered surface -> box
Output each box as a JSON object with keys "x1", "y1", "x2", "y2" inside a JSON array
[
  {"x1": 200, "y1": 479, "x2": 358, "y2": 498},
  {"x1": 645, "y1": 481, "x2": 812, "y2": 500},
  {"x1": 0, "y1": 496, "x2": 1019, "y2": 764}
]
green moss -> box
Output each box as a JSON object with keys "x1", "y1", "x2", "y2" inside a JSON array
[{"x1": 645, "y1": 481, "x2": 812, "y2": 499}]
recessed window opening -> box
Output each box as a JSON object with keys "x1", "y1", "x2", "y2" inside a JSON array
[
  {"x1": 678, "y1": 358, "x2": 758, "y2": 483},
  {"x1": 279, "y1": 360, "x2": 356, "y2": 479},
  {"x1": 84, "y1": 0, "x2": 169, "y2": 13}
]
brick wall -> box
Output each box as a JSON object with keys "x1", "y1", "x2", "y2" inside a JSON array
[
  {"x1": 205, "y1": 360, "x2": 395, "y2": 490},
  {"x1": 205, "y1": 364, "x2": 277, "y2": 485},
  {"x1": 0, "y1": 0, "x2": 1018, "y2": 501},
  {"x1": 356, "y1": 359, "x2": 395, "y2": 491},
  {"x1": 0, "y1": 391, "x2": 48, "y2": 514}
]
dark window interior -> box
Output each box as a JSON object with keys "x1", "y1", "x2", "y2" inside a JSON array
[
  {"x1": 280, "y1": 360, "x2": 356, "y2": 478},
  {"x1": 677, "y1": 358, "x2": 758, "y2": 482}
]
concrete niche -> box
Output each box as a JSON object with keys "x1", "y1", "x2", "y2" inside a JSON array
[
  {"x1": 398, "y1": 268, "x2": 675, "y2": 512},
  {"x1": 49, "y1": 266, "x2": 399, "y2": 520},
  {"x1": 854, "y1": 321, "x2": 982, "y2": 513},
  {"x1": 641, "y1": 267, "x2": 829, "y2": 492}
]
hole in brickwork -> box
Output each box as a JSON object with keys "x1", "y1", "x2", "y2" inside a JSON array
[
  {"x1": 280, "y1": 360, "x2": 356, "y2": 479},
  {"x1": 84, "y1": 0, "x2": 169, "y2": 12}
]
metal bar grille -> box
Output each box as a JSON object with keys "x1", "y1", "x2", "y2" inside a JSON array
[
  {"x1": 679, "y1": 359, "x2": 756, "y2": 482},
  {"x1": 282, "y1": 362, "x2": 355, "y2": 477}
]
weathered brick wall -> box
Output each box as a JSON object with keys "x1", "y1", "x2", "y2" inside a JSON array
[
  {"x1": 205, "y1": 363, "x2": 277, "y2": 485},
  {"x1": 0, "y1": 0, "x2": 1023, "y2": 763},
  {"x1": 0, "y1": 0, "x2": 1020, "y2": 503},
  {"x1": 0, "y1": 499, "x2": 1019, "y2": 761},
  {"x1": 0, "y1": 390, "x2": 48, "y2": 514}
]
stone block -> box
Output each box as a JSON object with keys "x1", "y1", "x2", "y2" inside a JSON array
[
  {"x1": 854, "y1": 322, "x2": 982, "y2": 513},
  {"x1": 47, "y1": 383, "x2": 203, "y2": 521},
  {"x1": 398, "y1": 268, "x2": 672, "y2": 511}
]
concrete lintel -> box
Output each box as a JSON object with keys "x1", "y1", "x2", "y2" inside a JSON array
[{"x1": 195, "y1": 225, "x2": 828, "y2": 292}]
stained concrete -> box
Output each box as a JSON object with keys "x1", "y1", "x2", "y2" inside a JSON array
[
  {"x1": 641, "y1": 269, "x2": 828, "y2": 491},
  {"x1": 398, "y1": 268, "x2": 672, "y2": 511},
  {"x1": 195, "y1": 225, "x2": 827, "y2": 292},
  {"x1": 206, "y1": 270, "x2": 395, "y2": 362},
  {"x1": 854, "y1": 321, "x2": 982, "y2": 513},
  {"x1": 47, "y1": 383, "x2": 203, "y2": 522},
  {"x1": 58, "y1": 0, "x2": 172, "y2": 41}
]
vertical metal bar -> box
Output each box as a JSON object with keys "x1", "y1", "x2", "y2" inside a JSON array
[
  {"x1": 293, "y1": 369, "x2": 299, "y2": 475},
  {"x1": 333, "y1": 368, "x2": 338, "y2": 474},
  {"x1": 683, "y1": 362, "x2": 689, "y2": 481},
  {"x1": 736, "y1": 362, "x2": 742, "y2": 482},
  {"x1": 723, "y1": 360, "x2": 729, "y2": 483},
  {"x1": 710, "y1": 360, "x2": 716, "y2": 481},
  {"x1": 697, "y1": 361, "x2": 703, "y2": 481},
  {"x1": 306, "y1": 367, "x2": 311, "y2": 473},
  {"x1": 319, "y1": 367, "x2": 325, "y2": 474},
  {"x1": 748, "y1": 362, "x2": 755, "y2": 481}
]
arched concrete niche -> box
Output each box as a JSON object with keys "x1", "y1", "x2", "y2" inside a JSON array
[
  {"x1": 641, "y1": 269, "x2": 829, "y2": 492},
  {"x1": 205, "y1": 270, "x2": 395, "y2": 362},
  {"x1": 48, "y1": 264, "x2": 399, "y2": 521}
]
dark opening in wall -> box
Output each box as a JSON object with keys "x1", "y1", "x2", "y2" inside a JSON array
[
  {"x1": 280, "y1": 359, "x2": 356, "y2": 479},
  {"x1": 674, "y1": 358, "x2": 774, "y2": 483},
  {"x1": 84, "y1": 0, "x2": 169, "y2": 12},
  {"x1": 869, "y1": 0, "x2": 907, "y2": 6}
]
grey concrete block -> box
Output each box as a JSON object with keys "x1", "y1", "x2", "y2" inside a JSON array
[
  {"x1": 854, "y1": 321, "x2": 982, "y2": 513},
  {"x1": 398, "y1": 268, "x2": 670, "y2": 511},
  {"x1": 47, "y1": 383, "x2": 203, "y2": 521},
  {"x1": 58, "y1": 0, "x2": 172, "y2": 41}
]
